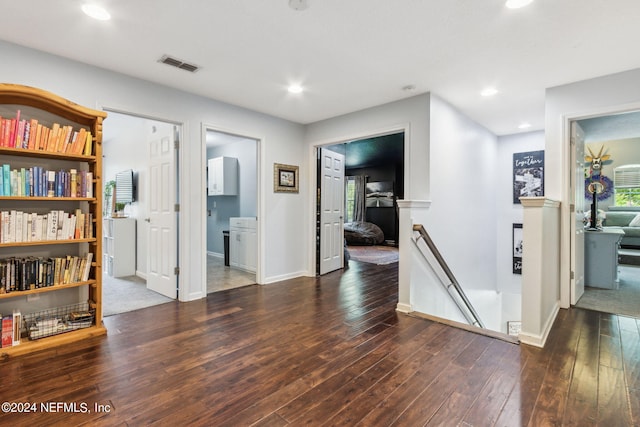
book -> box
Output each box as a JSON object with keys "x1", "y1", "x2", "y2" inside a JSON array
[
  {"x1": 82, "y1": 253, "x2": 94, "y2": 281},
  {"x1": 84, "y1": 132, "x2": 93, "y2": 156},
  {"x1": 1, "y1": 315, "x2": 12, "y2": 348},
  {"x1": 70, "y1": 169, "x2": 77, "y2": 197},
  {"x1": 2, "y1": 164, "x2": 9, "y2": 195},
  {"x1": 12, "y1": 310, "x2": 21, "y2": 346},
  {"x1": 47, "y1": 170, "x2": 56, "y2": 197}
]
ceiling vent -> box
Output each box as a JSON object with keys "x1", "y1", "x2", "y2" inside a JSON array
[{"x1": 158, "y1": 55, "x2": 200, "y2": 73}]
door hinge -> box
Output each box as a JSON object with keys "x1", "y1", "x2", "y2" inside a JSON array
[
  {"x1": 174, "y1": 267, "x2": 180, "y2": 275},
  {"x1": 174, "y1": 204, "x2": 180, "y2": 212},
  {"x1": 570, "y1": 271, "x2": 575, "y2": 280},
  {"x1": 174, "y1": 139, "x2": 179, "y2": 150},
  {"x1": 570, "y1": 204, "x2": 575, "y2": 212}
]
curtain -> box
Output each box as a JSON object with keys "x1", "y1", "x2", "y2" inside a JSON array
[{"x1": 353, "y1": 175, "x2": 366, "y2": 222}]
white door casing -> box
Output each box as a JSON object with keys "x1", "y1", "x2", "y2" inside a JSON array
[
  {"x1": 319, "y1": 148, "x2": 345, "y2": 275},
  {"x1": 147, "y1": 124, "x2": 178, "y2": 298},
  {"x1": 571, "y1": 121, "x2": 586, "y2": 304}
]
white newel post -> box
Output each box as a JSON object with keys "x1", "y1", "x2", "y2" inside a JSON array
[
  {"x1": 396, "y1": 200, "x2": 432, "y2": 313},
  {"x1": 519, "y1": 197, "x2": 561, "y2": 348}
]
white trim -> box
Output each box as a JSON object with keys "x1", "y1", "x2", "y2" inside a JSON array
[
  {"x1": 262, "y1": 271, "x2": 307, "y2": 285},
  {"x1": 200, "y1": 123, "x2": 264, "y2": 292},
  {"x1": 307, "y1": 123, "x2": 411, "y2": 275},
  {"x1": 207, "y1": 251, "x2": 224, "y2": 259},
  {"x1": 396, "y1": 200, "x2": 432, "y2": 210},
  {"x1": 136, "y1": 271, "x2": 147, "y2": 280},
  {"x1": 396, "y1": 303, "x2": 413, "y2": 313},
  {"x1": 518, "y1": 302, "x2": 559, "y2": 348},
  {"x1": 99, "y1": 105, "x2": 187, "y2": 301},
  {"x1": 561, "y1": 101, "x2": 640, "y2": 309},
  {"x1": 520, "y1": 197, "x2": 561, "y2": 208}
]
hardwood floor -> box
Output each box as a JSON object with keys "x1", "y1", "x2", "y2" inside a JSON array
[{"x1": 1, "y1": 260, "x2": 638, "y2": 426}]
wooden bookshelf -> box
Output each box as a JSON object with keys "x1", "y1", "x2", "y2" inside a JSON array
[
  {"x1": 0, "y1": 280, "x2": 96, "y2": 300},
  {"x1": 0, "y1": 84, "x2": 107, "y2": 358}
]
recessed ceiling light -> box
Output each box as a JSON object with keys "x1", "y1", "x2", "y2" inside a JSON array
[
  {"x1": 287, "y1": 84, "x2": 304, "y2": 94},
  {"x1": 505, "y1": 0, "x2": 534, "y2": 9},
  {"x1": 518, "y1": 122, "x2": 532, "y2": 129},
  {"x1": 289, "y1": 0, "x2": 309, "y2": 11},
  {"x1": 481, "y1": 87, "x2": 498, "y2": 97},
  {"x1": 82, "y1": 4, "x2": 111, "y2": 21}
]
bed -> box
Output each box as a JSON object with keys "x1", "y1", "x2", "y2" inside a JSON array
[{"x1": 344, "y1": 221, "x2": 385, "y2": 245}]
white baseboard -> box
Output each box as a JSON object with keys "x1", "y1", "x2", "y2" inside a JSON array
[
  {"x1": 519, "y1": 302, "x2": 560, "y2": 348},
  {"x1": 262, "y1": 271, "x2": 307, "y2": 285},
  {"x1": 396, "y1": 303, "x2": 413, "y2": 313},
  {"x1": 207, "y1": 251, "x2": 224, "y2": 259},
  {"x1": 136, "y1": 270, "x2": 147, "y2": 280}
]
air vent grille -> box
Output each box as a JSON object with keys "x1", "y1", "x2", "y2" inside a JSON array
[{"x1": 158, "y1": 55, "x2": 200, "y2": 73}]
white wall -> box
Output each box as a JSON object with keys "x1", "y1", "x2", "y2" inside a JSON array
[
  {"x1": 545, "y1": 67, "x2": 640, "y2": 307},
  {"x1": 496, "y1": 131, "x2": 545, "y2": 294},
  {"x1": 0, "y1": 40, "x2": 307, "y2": 302},
  {"x1": 427, "y1": 94, "x2": 498, "y2": 292}
]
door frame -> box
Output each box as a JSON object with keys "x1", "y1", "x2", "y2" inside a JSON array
[
  {"x1": 308, "y1": 124, "x2": 409, "y2": 275},
  {"x1": 200, "y1": 123, "x2": 264, "y2": 288},
  {"x1": 562, "y1": 102, "x2": 640, "y2": 307},
  {"x1": 101, "y1": 106, "x2": 184, "y2": 299}
]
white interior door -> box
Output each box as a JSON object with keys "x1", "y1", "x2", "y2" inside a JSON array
[
  {"x1": 319, "y1": 148, "x2": 345, "y2": 275},
  {"x1": 147, "y1": 124, "x2": 178, "y2": 298},
  {"x1": 571, "y1": 121, "x2": 586, "y2": 304}
]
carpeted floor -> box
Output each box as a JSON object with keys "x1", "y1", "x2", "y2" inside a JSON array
[
  {"x1": 575, "y1": 265, "x2": 640, "y2": 318},
  {"x1": 347, "y1": 245, "x2": 399, "y2": 265},
  {"x1": 103, "y1": 274, "x2": 174, "y2": 317}
]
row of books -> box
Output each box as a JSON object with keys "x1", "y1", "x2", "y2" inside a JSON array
[
  {"x1": 0, "y1": 110, "x2": 93, "y2": 156},
  {"x1": 1, "y1": 310, "x2": 21, "y2": 348},
  {"x1": 0, "y1": 253, "x2": 94, "y2": 294},
  {"x1": 0, "y1": 165, "x2": 93, "y2": 198},
  {"x1": 0, "y1": 209, "x2": 93, "y2": 244}
]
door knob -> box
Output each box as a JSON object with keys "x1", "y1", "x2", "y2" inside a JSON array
[{"x1": 145, "y1": 218, "x2": 151, "y2": 222}]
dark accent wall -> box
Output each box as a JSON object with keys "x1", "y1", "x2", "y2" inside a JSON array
[{"x1": 347, "y1": 160, "x2": 403, "y2": 245}]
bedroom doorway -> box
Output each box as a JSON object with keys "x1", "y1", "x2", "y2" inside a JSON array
[{"x1": 318, "y1": 132, "x2": 404, "y2": 273}]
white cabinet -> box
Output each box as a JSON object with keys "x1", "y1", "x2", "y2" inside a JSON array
[
  {"x1": 207, "y1": 156, "x2": 238, "y2": 196},
  {"x1": 103, "y1": 218, "x2": 136, "y2": 277},
  {"x1": 584, "y1": 228, "x2": 624, "y2": 289},
  {"x1": 229, "y1": 217, "x2": 256, "y2": 273}
]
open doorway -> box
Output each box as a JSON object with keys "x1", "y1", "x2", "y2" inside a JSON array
[
  {"x1": 101, "y1": 111, "x2": 179, "y2": 316},
  {"x1": 319, "y1": 132, "x2": 404, "y2": 274},
  {"x1": 204, "y1": 128, "x2": 258, "y2": 293},
  {"x1": 570, "y1": 110, "x2": 640, "y2": 318}
]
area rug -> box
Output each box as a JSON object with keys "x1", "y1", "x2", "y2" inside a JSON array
[
  {"x1": 347, "y1": 245, "x2": 399, "y2": 265},
  {"x1": 575, "y1": 266, "x2": 640, "y2": 318},
  {"x1": 103, "y1": 274, "x2": 174, "y2": 317}
]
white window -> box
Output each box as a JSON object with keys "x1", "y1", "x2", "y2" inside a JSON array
[{"x1": 614, "y1": 164, "x2": 640, "y2": 207}]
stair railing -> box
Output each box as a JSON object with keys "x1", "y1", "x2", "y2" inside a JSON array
[{"x1": 412, "y1": 224, "x2": 485, "y2": 329}]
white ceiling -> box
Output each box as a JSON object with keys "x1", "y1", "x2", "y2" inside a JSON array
[{"x1": 2, "y1": 0, "x2": 640, "y2": 136}]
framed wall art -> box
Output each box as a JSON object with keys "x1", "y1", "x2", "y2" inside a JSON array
[
  {"x1": 513, "y1": 150, "x2": 544, "y2": 204},
  {"x1": 274, "y1": 163, "x2": 299, "y2": 193},
  {"x1": 513, "y1": 223, "x2": 523, "y2": 275}
]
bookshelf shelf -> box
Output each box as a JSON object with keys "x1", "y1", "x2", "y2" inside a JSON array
[
  {"x1": 0, "y1": 83, "x2": 107, "y2": 357},
  {"x1": 0, "y1": 196, "x2": 95, "y2": 202},
  {"x1": 0, "y1": 280, "x2": 96, "y2": 300},
  {"x1": 0, "y1": 325, "x2": 107, "y2": 358},
  {"x1": 0, "y1": 238, "x2": 97, "y2": 248},
  {"x1": 0, "y1": 146, "x2": 97, "y2": 163}
]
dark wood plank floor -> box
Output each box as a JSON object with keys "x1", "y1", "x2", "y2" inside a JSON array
[{"x1": 1, "y1": 261, "x2": 639, "y2": 426}]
